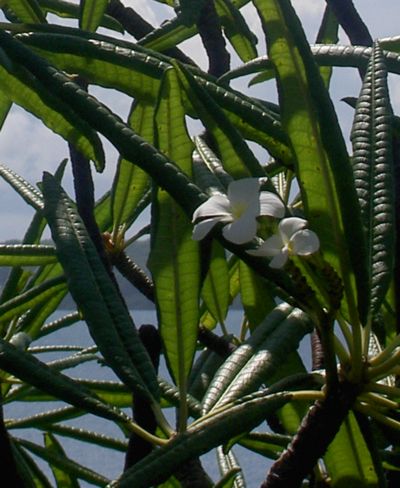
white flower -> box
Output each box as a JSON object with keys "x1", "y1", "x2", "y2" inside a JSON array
[
  {"x1": 247, "y1": 217, "x2": 320, "y2": 268},
  {"x1": 192, "y1": 178, "x2": 285, "y2": 244}
]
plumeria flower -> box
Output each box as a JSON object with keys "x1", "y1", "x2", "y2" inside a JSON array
[
  {"x1": 247, "y1": 217, "x2": 320, "y2": 268},
  {"x1": 192, "y1": 178, "x2": 285, "y2": 245}
]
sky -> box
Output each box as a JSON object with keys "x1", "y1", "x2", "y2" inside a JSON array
[{"x1": 0, "y1": 0, "x2": 400, "y2": 241}]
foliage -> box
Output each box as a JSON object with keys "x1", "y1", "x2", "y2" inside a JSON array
[{"x1": 0, "y1": 0, "x2": 399, "y2": 487}]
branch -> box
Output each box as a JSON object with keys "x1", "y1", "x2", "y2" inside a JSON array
[
  {"x1": 124, "y1": 324, "x2": 161, "y2": 469},
  {"x1": 325, "y1": 0, "x2": 373, "y2": 46},
  {"x1": 109, "y1": 249, "x2": 155, "y2": 302},
  {"x1": 196, "y1": 0, "x2": 230, "y2": 77},
  {"x1": 0, "y1": 402, "x2": 24, "y2": 486},
  {"x1": 260, "y1": 381, "x2": 358, "y2": 488}
]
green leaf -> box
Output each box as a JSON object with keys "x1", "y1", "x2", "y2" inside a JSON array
[
  {"x1": 0, "y1": 339, "x2": 134, "y2": 426},
  {"x1": 16, "y1": 28, "x2": 290, "y2": 162},
  {"x1": 188, "y1": 348, "x2": 226, "y2": 401},
  {"x1": 0, "y1": 244, "x2": 57, "y2": 266},
  {"x1": 176, "y1": 62, "x2": 265, "y2": 178},
  {"x1": 42, "y1": 173, "x2": 160, "y2": 403},
  {"x1": 43, "y1": 424, "x2": 128, "y2": 452},
  {"x1": 111, "y1": 100, "x2": 153, "y2": 231},
  {"x1": 237, "y1": 432, "x2": 289, "y2": 459},
  {"x1": 324, "y1": 411, "x2": 379, "y2": 487},
  {"x1": 315, "y1": 5, "x2": 339, "y2": 87},
  {"x1": 350, "y1": 42, "x2": 395, "y2": 318},
  {"x1": 148, "y1": 67, "x2": 200, "y2": 395},
  {"x1": 253, "y1": 0, "x2": 367, "y2": 321},
  {"x1": 215, "y1": 0, "x2": 257, "y2": 62},
  {"x1": 0, "y1": 29, "x2": 205, "y2": 215},
  {"x1": 0, "y1": 275, "x2": 66, "y2": 325},
  {"x1": 239, "y1": 261, "x2": 276, "y2": 330},
  {"x1": 79, "y1": 0, "x2": 108, "y2": 32},
  {"x1": 201, "y1": 241, "x2": 230, "y2": 327},
  {"x1": 112, "y1": 391, "x2": 291, "y2": 488},
  {"x1": 38, "y1": 0, "x2": 124, "y2": 32},
  {"x1": 12, "y1": 443, "x2": 54, "y2": 488},
  {"x1": 0, "y1": 89, "x2": 11, "y2": 129},
  {"x1": 193, "y1": 136, "x2": 233, "y2": 191},
  {"x1": 44, "y1": 433, "x2": 80, "y2": 488},
  {"x1": 18, "y1": 30, "x2": 166, "y2": 102},
  {"x1": 5, "y1": 405, "x2": 83, "y2": 428},
  {"x1": 216, "y1": 446, "x2": 244, "y2": 488},
  {"x1": 0, "y1": 43, "x2": 105, "y2": 171},
  {"x1": 201, "y1": 304, "x2": 311, "y2": 413},
  {"x1": 6, "y1": 0, "x2": 46, "y2": 23},
  {"x1": 0, "y1": 163, "x2": 44, "y2": 210},
  {"x1": 38, "y1": 311, "x2": 81, "y2": 338},
  {"x1": 17, "y1": 438, "x2": 110, "y2": 487}
]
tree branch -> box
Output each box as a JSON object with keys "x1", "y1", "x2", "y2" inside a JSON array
[
  {"x1": 196, "y1": 0, "x2": 230, "y2": 77},
  {"x1": 325, "y1": 0, "x2": 373, "y2": 46},
  {"x1": 261, "y1": 381, "x2": 358, "y2": 488}
]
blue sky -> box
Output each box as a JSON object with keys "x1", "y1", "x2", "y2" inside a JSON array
[{"x1": 0, "y1": 0, "x2": 399, "y2": 240}]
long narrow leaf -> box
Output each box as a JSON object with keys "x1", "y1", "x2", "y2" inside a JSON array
[
  {"x1": 0, "y1": 339, "x2": 133, "y2": 426},
  {"x1": 44, "y1": 433, "x2": 80, "y2": 488},
  {"x1": 176, "y1": 62, "x2": 265, "y2": 178},
  {"x1": 17, "y1": 438, "x2": 110, "y2": 487},
  {"x1": 79, "y1": 0, "x2": 108, "y2": 32},
  {"x1": 6, "y1": 0, "x2": 46, "y2": 23},
  {"x1": 38, "y1": 0, "x2": 124, "y2": 32},
  {"x1": 111, "y1": 390, "x2": 291, "y2": 488},
  {"x1": 0, "y1": 45, "x2": 105, "y2": 171},
  {"x1": 149, "y1": 67, "x2": 200, "y2": 395},
  {"x1": 350, "y1": 42, "x2": 395, "y2": 318},
  {"x1": 0, "y1": 245, "x2": 57, "y2": 266},
  {"x1": 111, "y1": 100, "x2": 153, "y2": 231},
  {"x1": 215, "y1": 0, "x2": 257, "y2": 62},
  {"x1": 253, "y1": 0, "x2": 367, "y2": 320},
  {"x1": 323, "y1": 411, "x2": 379, "y2": 487},
  {"x1": 202, "y1": 306, "x2": 312, "y2": 412},
  {"x1": 42, "y1": 173, "x2": 159, "y2": 403},
  {"x1": 0, "y1": 275, "x2": 66, "y2": 325}
]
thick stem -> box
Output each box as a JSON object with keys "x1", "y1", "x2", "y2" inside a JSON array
[
  {"x1": 261, "y1": 381, "x2": 358, "y2": 488},
  {"x1": 124, "y1": 324, "x2": 162, "y2": 470},
  {"x1": 0, "y1": 398, "x2": 24, "y2": 486},
  {"x1": 111, "y1": 250, "x2": 155, "y2": 302},
  {"x1": 325, "y1": 0, "x2": 373, "y2": 47},
  {"x1": 196, "y1": 0, "x2": 230, "y2": 78},
  {"x1": 197, "y1": 326, "x2": 237, "y2": 358},
  {"x1": 174, "y1": 458, "x2": 213, "y2": 488}
]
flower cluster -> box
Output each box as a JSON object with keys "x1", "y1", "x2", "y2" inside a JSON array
[{"x1": 192, "y1": 177, "x2": 319, "y2": 268}]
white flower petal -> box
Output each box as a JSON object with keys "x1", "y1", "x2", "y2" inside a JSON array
[
  {"x1": 291, "y1": 230, "x2": 320, "y2": 255},
  {"x1": 259, "y1": 192, "x2": 285, "y2": 218},
  {"x1": 192, "y1": 194, "x2": 231, "y2": 222},
  {"x1": 222, "y1": 215, "x2": 258, "y2": 244},
  {"x1": 192, "y1": 217, "x2": 223, "y2": 240},
  {"x1": 269, "y1": 249, "x2": 289, "y2": 269},
  {"x1": 228, "y1": 178, "x2": 260, "y2": 203},
  {"x1": 246, "y1": 234, "x2": 283, "y2": 257},
  {"x1": 279, "y1": 217, "x2": 307, "y2": 243}
]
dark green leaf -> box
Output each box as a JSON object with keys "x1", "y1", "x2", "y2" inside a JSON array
[
  {"x1": 350, "y1": 42, "x2": 395, "y2": 318},
  {"x1": 42, "y1": 173, "x2": 160, "y2": 403}
]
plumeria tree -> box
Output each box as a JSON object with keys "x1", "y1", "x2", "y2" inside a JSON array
[{"x1": 0, "y1": 0, "x2": 399, "y2": 487}]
